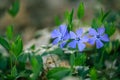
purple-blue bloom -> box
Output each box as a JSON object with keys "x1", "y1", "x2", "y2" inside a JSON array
[
  {"x1": 51, "y1": 24, "x2": 69, "y2": 48},
  {"x1": 68, "y1": 28, "x2": 88, "y2": 51},
  {"x1": 88, "y1": 27, "x2": 109, "y2": 49}
]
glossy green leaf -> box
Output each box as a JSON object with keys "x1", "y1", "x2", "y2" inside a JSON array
[
  {"x1": 105, "y1": 22, "x2": 116, "y2": 37},
  {"x1": 47, "y1": 67, "x2": 71, "y2": 80},
  {"x1": 11, "y1": 36, "x2": 23, "y2": 57},
  {"x1": 29, "y1": 55, "x2": 43, "y2": 80},
  {"x1": 0, "y1": 37, "x2": 10, "y2": 51},
  {"x1": 8, "y1": 0, "x2": 20, "y2": 17},
  {"x1": 77, "y1": 2, "x2": 84, "y2": 19},
  {"x1": 101, "y1": 10, "x2": 110, "y2": 22},
  {"x1": 6, "y1": 25, "x2": 13, "y2": 40},
  {"x1": 68, "y1": 9, "x2": 74, "y2": 31}
]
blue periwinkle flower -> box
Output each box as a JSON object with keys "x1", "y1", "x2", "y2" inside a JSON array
[
  {"x1": 51, "y1": 24, "x2": 69, "y2": 48},
  {"x1": 68, "y1": 28, "x2": 88, "y2": 51},
  {"x1": 88, "y1": 27, "x2": 109, "y2": 49}
]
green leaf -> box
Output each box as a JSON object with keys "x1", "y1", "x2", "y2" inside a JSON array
[
  {"x1": 49, "y1": 48, "x2": 64, "y2": 57},
  {"x1": 90, "y1": 68, "x2": 98, "y2": 80},
  {"x1": 64, "y1": 10, "x2": 69, "y2": 22},
  {"x1": 105, "y1": 22, "x2": 116, "y2": 37},
  {"x1": 0, "y1": 55, "x2": 7, "y2": 70},
  {"x1": 0, "y1": 37, "x2": 10, "y2": 51},
  {"x1": 70, "y1": 53, "x2": 75, "y2": 68},
  {"x1": 54, "y1": 16, "x2": 61, "y2": 26},
  {"x1": 18, "y1": 53, "x2": 28, "y2": 63},
  {"x1": 11, "y1": 36, "x2": 23, "y2": 57},
  {"x1": 11, "y1": 66, "x2": 18, "y2": 78},
  {"x1": 75, "y1": 53, "x2": 86, "y2": 66},
  {"x1": 69, "y1": 9, "x2": 74, "y2": 25},
  {"x1": 78, "y1": 67, "x2": 89, "y2": 79},
  {"x1": 101, "y1": 10, "x2": 110, "y2": 22},
  {"x1": 29, "y1": 55, "x2": 43, "y2": 80},
  {"x1": 77, "y1": 2, "x2": 84, "y2": 19},
  {"x1": 15, "y1": 37, "x2": 23, "y2": 56},
  {"x1": 30, "y1": 56, "x2": 40, "y2": 72},
  {"x1": 35, "y1": 55, "x2": 43, "y2": 71},
  {"x1": 8, "y1": 0, "x2": 20, "y2": 17},
  {"x1": 91, "y1": 18, "x2": 102, "y2": 29},
  {"x1": 47, "y1": 67, "x2": 71, "y2": 80},
  {"x1": 6, "y1": 25, "x2": 14, "y2": 40},
  {"x1": 68, "y1": 9, "x2": 74, "y2": 31}
]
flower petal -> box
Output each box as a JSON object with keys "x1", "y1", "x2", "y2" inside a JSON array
[
  {"x1": 70, "y1": 31, "x2": 77, "y2": 39},
  {"x1": 81, "y1": 35, "x2": 88, "y2": 43},
  {"x1": 89, "y1": 28, "x2": 97, "y2": 36},
  {"x1": 51, "y1": 29, "x2": 61, "y2": 38},
  {"x1": 60, "y1": 41, "x2": 66, "y2": 48},
  {"x1": 100, "y1": 34, "x2": 109, "y2": 42},
  {"x1": 76, "y1": 28, "x2": 83, "y2": 37},
  {"x1": 59, "y1": 24, "x2": 67, "y2": 36},
  {"x1": 88, "y1": 37, "x2": 96, "y2": 45},
  {"x1": 52, "y1": 38, "x2": 60, "y2": 45},
  {"x1": 63, "y1": 32, "x2": 70, "y2": 40},
  {"x1": 78, "y1": 41, "x2": 86, "y2": 51},
  {"x1": 97, "y1": 27, "x2": 105, "y2": 35},
  {"x1": 96, "y1": 39, "x2": 104, "y2": 49},
  {"x1": 68, "y1": 40, "x2": 77, "y2": 48}
]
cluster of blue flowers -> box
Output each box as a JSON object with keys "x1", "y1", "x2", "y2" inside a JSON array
[{"x1": 51, "y1": 24, "x2": 109, "y2": 51}]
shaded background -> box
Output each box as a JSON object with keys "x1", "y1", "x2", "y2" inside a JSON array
[{"x1": 0, "y1": 0, "x2": 120, "y2": 45}]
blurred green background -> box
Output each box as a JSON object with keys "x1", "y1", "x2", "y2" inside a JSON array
[{"x1": 0, "y1": 0, "x2": 120, "y2": 44}]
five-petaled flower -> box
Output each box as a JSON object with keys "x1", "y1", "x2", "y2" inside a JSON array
[
  {"x1": 88, "y1": 27, "x2": 109, "y2": 49},
  {"x1": 51, "y1": 24, "x2": 69, "y2": 48},
  {"x1": 68, "y1": 28, "x2": 88, "y2": 51}
]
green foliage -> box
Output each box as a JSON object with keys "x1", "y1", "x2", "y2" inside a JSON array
[
  {"x1": 0, "y1": 54, "x2": 7, "y2": 70},
  {"x1": 104, "y1": 22, "x2": 116, "y2": 37},
  {"x1": 0, "y1": 37, "x2": 10, "y2": 51},
  {"x1": 47, "y1": 67, "x2": 71, "y2": 80},
  {"x1": 75, "y1": 53, "x2": 86, "y2": 66},
  {"x1": 8, "y1": 0, "x2": 20, "y2": 17},
  {"x1": 77, "y1": 2, "x2": 84, "y2": 19},
  {"x1": 6, "y1": 25, "x2": 14, "y2": 40},
  {"x1": 54, "y1": 16, "x2": 61, "y2": 26},
  {"x1": 91, "y1": 10, "x2": 111, "y2": 29},
  {"x1": 90, "y1": 68, "x2": 98, "y2": 80},
  {"x1": 77, "y1": 66, "x2": 89, "y2": 79},
  {"x1": 18, "y1": 53, "x2": 28, "y2": 63},
  {"x1": 67, "y1": 9, "x2": 74, "y2": 31},
  {"x1": 70, "y1": 53, "x2": 75, "y2": 69},
  {"x1": 11, "y1": 36, "x2": 23, "y2": 57},
  {"x1": 29, "y1": 54, "x2": 43, "y2": 80},
  {"x1": 10, "y1": 66, "x2": 18, "y2": 79}
]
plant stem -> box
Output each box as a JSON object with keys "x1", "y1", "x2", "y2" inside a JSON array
[{"x1": 99, "y1": 52, "x2": 104, "y2": 67}]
